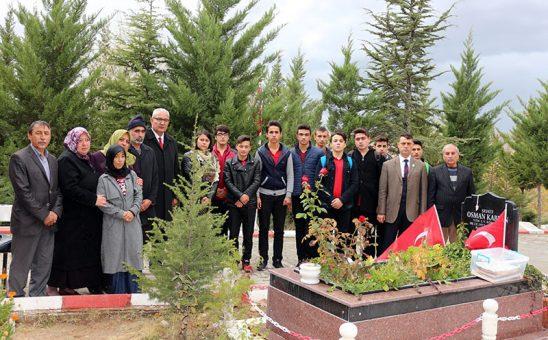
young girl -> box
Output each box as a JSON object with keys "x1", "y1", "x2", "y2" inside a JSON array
[{"x1": 97, "y1": 145, "x2": 143, "y2": 293}]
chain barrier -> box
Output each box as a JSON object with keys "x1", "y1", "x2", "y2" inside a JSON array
[
  {"x1": 430, "y1": 305, "x2": 548, "y2": 339},
  {"x1": 249, "y1": 300, "x2": 318, "y2": 340}
]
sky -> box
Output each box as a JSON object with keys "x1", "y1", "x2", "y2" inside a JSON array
[{"x1": 1, "y1": 0, "x2": 547, "y2": 132}]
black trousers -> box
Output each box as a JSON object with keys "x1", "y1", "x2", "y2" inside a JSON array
[
  {"x1": 258, "y1": 194, "x2": 287, "y2": 262},
  {"x1": 326, "y1": 207, "x2": 353, "y2": 234},
  {"x1": 228, "y1": 205, "x2": 256, "y2": 262},
  {"x1": 212, "y1": 198, "x2": 230, "y2": 237},
  {"x1": 380, "y1": 204, "x2": 411, "y2": 254},
  {"x1": 292, "y1": 198, "x2": 318, "y2": 262}
]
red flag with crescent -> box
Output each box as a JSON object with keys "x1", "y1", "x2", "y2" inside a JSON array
[
  {"x1": 377, "y1": 206, "x2": 445, "y2": 261},
  {"x1": 465, "y1": 209, "x2": 506, "y2": 250}
]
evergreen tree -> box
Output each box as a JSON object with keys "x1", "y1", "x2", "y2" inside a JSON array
[
  {"x1": 100, "y1": 0, "x2": 167, "y2": 125},
  {"x1": 0, "y1": 0, "x2": 106, "y2": 155},
  {"x1": 441, "y1": 33, "x2": 507, "y2": 182},
  {"x1": 318, "y1": 37, "x2": 382, "y2": 136},
  {"x1": 364, "y1": 0, "x2": 452, "y2": 137},
  {"x1": 279, "y1": 51, "x2": 322, "y2": 139},
  {"x1": 163, "y1": 0, "x2": 280, "y2": 144},
  {"x1": 259, "y1": 54, "x2": 285, "y2": 139},
  {"x1": 502, "y1": 82, "x2": 548, "y2": 227}
]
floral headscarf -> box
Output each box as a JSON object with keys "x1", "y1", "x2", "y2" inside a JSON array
[
  {"x1": 64, "y1": 127, "x2": 91, "y2": 161},
  {"x1": 100, "y1": 129, "x2": 136, "y2": 166}
]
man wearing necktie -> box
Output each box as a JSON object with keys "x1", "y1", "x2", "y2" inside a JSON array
[
  {"x1": 144, "y1": 108, "x2": 180, "y2": 222},
  {"x1": 377, "y1": 133, "x2": 428, "y2": 254}
]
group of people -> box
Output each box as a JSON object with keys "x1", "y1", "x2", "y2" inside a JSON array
[{"x1": 8, "y1": 107, "x2": 475, "y2": 297}]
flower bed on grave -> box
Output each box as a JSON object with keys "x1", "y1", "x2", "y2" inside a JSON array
[{"x1": 297, "y1": 180, "x2": 544, "y2": 296}]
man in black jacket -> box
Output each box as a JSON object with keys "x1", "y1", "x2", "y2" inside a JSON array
[
  {"x1": 128, "y1": 115, "x2": 159, "y2": 242},
  {"x1": 349, "y1": 128, "x2": 385, "y2": 255},
  {"x1": 224, "y1": 135, "x2": 262, "y2": 272},
  {"x1": 428, "y1": 144, "x2": 475, "y2": 243},
  {"x1": 144, "y1": 108, "x2": 180, "y2": 221}
]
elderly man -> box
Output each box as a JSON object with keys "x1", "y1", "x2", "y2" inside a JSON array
[
  {"x1": 377, "y1": 133, "x2": 428, "y2": 253},
  {"x1": 144, "y1": 108, "x2": 180, "y2": 221},
  {"x1": 428, "y1": 144, "x2": 475, "y2": 243},
  {"x1": 8, "y1": 121, "x2": 63, "y2": 296}
]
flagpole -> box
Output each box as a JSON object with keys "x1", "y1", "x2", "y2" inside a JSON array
[
  {"x1": 433, "y1": 205, "x2": 445, "y2": 246},
  {"x1": 502, "y1": 206, "x2": 507, "y2": 248}
]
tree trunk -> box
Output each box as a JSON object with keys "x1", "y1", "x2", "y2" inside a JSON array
[{"x1": 537, "y1": 184, "x2": 542, "y2": 228}]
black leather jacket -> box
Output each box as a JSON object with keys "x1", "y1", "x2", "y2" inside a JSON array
[{"x1": 223, "y1": 155, "x2": 262, "y2": 207}]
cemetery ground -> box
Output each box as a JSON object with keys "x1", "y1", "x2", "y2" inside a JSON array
[{"x1": 10, "y1": 233, "x2": 547, "y2": 339}]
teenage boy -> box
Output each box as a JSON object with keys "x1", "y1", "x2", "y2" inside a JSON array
[
  {"x1": 256, "y1": 121, "x2": 294, "y2": 270},
  {"x1": 315, "y1": 131, "x2": 359, "y2": 234},
  {"x1": 224, "y1": 135, "x2": 262, "y2": 272},
  {"x1": 348, "y1": 128, "x2": 386, "y2": 255},
  {"x1": 290, "y1": 124, "x2": 324, "y2": 266},
  {"x1": 411, "y1": 139, "x2": 430, "y2": 173},
  {"x1": 374, "y1": 135, "x2": 392, "y2": 160},
  {"x1": 212, "y1": 125, "x2": 236, "y2": 236},
  {"x1": 314, "y1": 126, "x2": 331, "y2": 155}
]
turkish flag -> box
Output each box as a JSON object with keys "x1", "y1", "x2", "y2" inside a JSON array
[
  {"x1": 465, "y1": 210, "x2": 506, "y2": 250},
  {"x1": 377, "y1": 206, "x2": 445, "y2": 261}
]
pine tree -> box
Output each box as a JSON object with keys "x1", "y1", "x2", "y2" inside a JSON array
[
  {"x1": 502, "y1": 82, "x2": 548, "y2": 227},
  {"x1": 259, "y1": 54, "x2": 285, "y2": 138},
  {"x1": 441, "y1": 33, "x2": 508, "y2": 182},
  {"x1": 100, "y1": 0, "x2": 167, "y2": 123},
  {"x1": 364, "y1": 0, "x2": 452, "y2": 137},
  {"x1": 0, "y1": 0, "x2": 106, "y2": 155},
  {"x1": 135, "y1": 153, "x2": 251, "y2": 337},
  {"x1": 279, "y1": 51, "x2": 322, "y2": 139},
  {"x1": 163, "y1": 0, "x2": 280, "y2": 143},
  {"x1": 318, "y1": 37, "x2": 382, "y2": 136}
]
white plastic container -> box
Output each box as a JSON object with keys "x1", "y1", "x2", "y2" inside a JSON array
[
  {"x1": 299, "y1": 263, "x2": 321, "y2": 285},
  {"x1": 470, "y1": 248, "x2": 529, "y2": 283}
]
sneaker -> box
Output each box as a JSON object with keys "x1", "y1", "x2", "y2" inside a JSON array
[
  {"x1": 257, "y1": 261, "x2": 268, "y2": 271},
  {"x1": 242, "y1": 264, "x2": 253, "y2": 273},
  {"x1": 273, "y1": 260, "x2": 283, "y2": 268}
]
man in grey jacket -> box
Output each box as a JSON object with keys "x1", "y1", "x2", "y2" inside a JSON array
[{"x1": 8, "y1": 121, "x2": 63, "y2": 297}]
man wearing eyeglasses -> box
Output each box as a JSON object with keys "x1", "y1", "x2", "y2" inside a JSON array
[
  {"x1": 144, "y1": 108, "x2": 180, "y2": 222},
  {"x1": 212, "y1": 125, "x2": 236, "y2": 237}
]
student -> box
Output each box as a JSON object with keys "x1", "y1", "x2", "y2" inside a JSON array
[
  {"x1": 411, "y1": 139, "x2": 430, "y2": 173},
  {"x1": 374, "y1": 135, "x2": 392, "y2": 160},
  {"x1": 97, "y1": 145, "x2": 143, "y2": 294},
  {"x1": 314, "y1": 126, "x2": 331, "y2": 155},
  {"x1": 314, "y1": 131, "x2": 359, "y2": 234},
  {"x1": 256, "y1": 121, "x2": 294, "y2": 270},
  {"x1": 224, "y1": 135, "x2": 262, "y2": 272},
  {"x1": 290, "y1": 124, "x2": 323, "y2": 266}
]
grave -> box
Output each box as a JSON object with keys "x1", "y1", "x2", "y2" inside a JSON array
[{"x1": 461, "y1": 192, "x2": 519, "y2": 250}]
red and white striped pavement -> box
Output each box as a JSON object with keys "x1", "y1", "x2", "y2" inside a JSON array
[{"x1": 11, "y1": 284, "x2": 269, "y2": 313}]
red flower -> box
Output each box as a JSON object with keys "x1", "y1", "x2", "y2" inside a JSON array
[
  {"x1": 301, "y1": 175, "x2": 309, "y2": 183},
  {"x1": 319, "y1": 168, "x2": 329, "y2": 177},
  {"x1": 358, "y1": 215, "x2": 367, "y2": 223}
]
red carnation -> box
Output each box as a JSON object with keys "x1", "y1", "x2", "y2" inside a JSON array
[
  {"x1": 301, "y1": 175, "x2": 309, "y2": 183},
  {"x1": 358, "y1": 215, "x2": 367, "y2": 223},
  {"x1": 319, "y1": 168, "x2": 329, "y2": 177}
]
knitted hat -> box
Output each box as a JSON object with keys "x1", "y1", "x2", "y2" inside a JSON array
[{"x1": 127, "y1": 115, "x2": 146, "y2": 130}]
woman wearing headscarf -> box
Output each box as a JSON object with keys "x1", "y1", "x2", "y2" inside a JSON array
[
  {"x1": 48, "y1": 127, "x2": 106, "y2": 295},
  {"x1": 97, "y1": 145, "x2": 143, "y2": 294},
  {"x1": 181, "y1": 130, "x2": 220, "y2": 204},
  {"x1": 90, "y1": 129, "x2": 136, "y2": 174}
]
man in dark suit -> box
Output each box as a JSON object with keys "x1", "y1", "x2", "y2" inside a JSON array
[
  {"x1": 144, "y1": 108, "x2": 180, "y2": 221},
  {"x1": 377, "y1": 133, "x2": 428, "y2": 253},
  {"x1": 428, "y1": 144, "x2": 475, "y2": 243},
  {"x1": 128, "y1": 115, "x2": 159, "y2": 242},
  {"x1": 8, "y1": 121, "x2": 63, "y2": 297}
]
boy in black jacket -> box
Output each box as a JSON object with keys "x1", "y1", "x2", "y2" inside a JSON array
[
  {"x1": 224, "y1": 135, "x2": 262, "y2": 272},
  {"x1": 315, "y1": 131, "x2": 359, "y2": 234}
]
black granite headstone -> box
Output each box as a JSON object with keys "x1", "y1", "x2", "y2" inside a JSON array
[{"x1": 461, "y1": 192, "x2": 519, "y2": 250}]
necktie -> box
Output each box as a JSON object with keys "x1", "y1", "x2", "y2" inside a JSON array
[
  {"x1": 158, "y1": 137, "x2": 164, "y2": 150},
  {"x1": 404, "y1": 159, "x2": 409, "y2": 179}
]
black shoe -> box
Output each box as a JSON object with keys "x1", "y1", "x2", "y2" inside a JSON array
[
  {"x1": 257, "y1": 261, "x2": 268, "y2": 271},
  {"x1": 273, "y1": 260, "x2": 283, "y2": 269}
]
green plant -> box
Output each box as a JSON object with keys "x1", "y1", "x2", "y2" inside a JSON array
[
  {"x1": 0, "y1": 292, "x2": 15, "y2": 339},
  {"x1": 132, "y1": 153, "x2": 252, "y2": 337}
]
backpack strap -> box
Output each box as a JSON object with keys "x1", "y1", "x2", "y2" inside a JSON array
[
  {"x1": 320, "y1": 155, "x2": 326, "y2": 168},
  {"x1": 347, "y1": 156, "x2": 353, "y2": 169}
]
